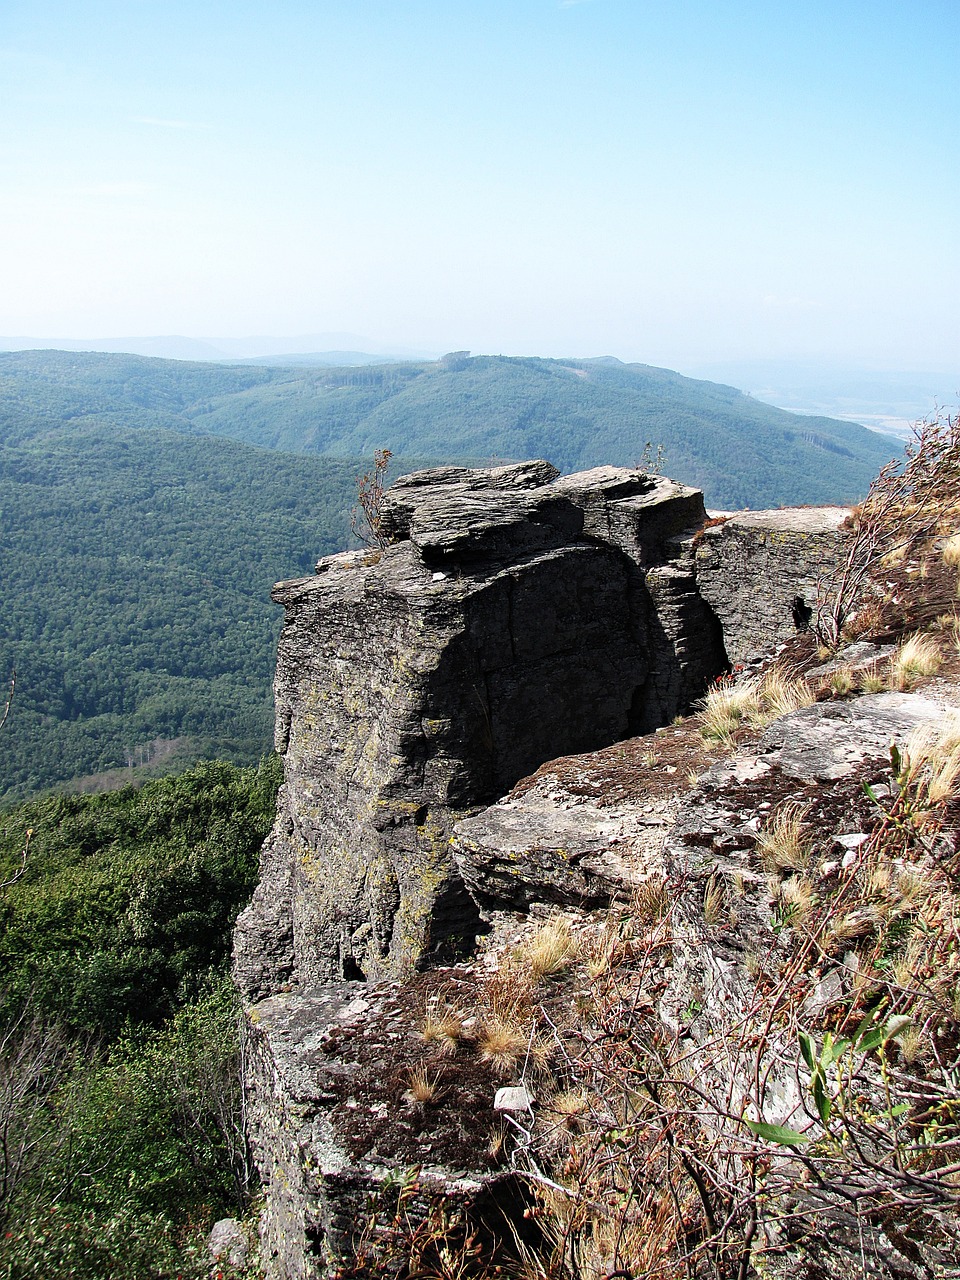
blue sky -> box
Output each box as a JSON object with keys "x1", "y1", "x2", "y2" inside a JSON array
[{"x1": 1, "y1": 0, "x2": 957, "y2": 370}]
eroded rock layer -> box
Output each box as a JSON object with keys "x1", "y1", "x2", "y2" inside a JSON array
[
  {"x1": 235, "y1": 463, "x2": 732, "y2": 996},
  {"x1": 235, "y1": 461, "x2": 854, "y2": 1278}
]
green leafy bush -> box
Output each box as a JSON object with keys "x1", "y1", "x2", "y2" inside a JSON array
[
  {"x1": 0, "y1": 757, "x2": 279, "y2": 1034},
  {"x1": 0, "y1": 759, "x2": 277, "y2": 1277}
]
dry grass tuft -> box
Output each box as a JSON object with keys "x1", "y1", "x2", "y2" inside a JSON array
[
  {"x1": 632, "y1": 877, "x2": 669, "y2": 924},
  {"x1": 756, "y1": 802, "x2": 812, "y2": 875},
  {"x1": 486, "y1": 1123, "x2": 508, "y2": 1162},
  {"x1": 583, "y1": 921, "x2": 624, "y2": 979},
  {"x1": 757, "y1": 666, "x2": 816, "y2": 720},
  {"x1": 826, "y1": 666, "x2": 856, "y2": 696},
  {"x1": 477, "y1": 1016, "x2": 528, "y2": 1075},
  {"x1": 524, "y1": 916, "x2": 578, "y2": 982},
  {"x1": 420, "y1": 1004, "x2": 464, "y2": 1055},
  {"x1": 925, "y1": 741, "x2": 960, "y2": 806},
  {"x1": 896, "y1": 1024, "x2": 926, "y2": 1065},
  {"x1": 402, "y1": 1066, "x2": 441, "y2": 1110},
  {"x1": 775, "y1": 874, "x2": 817, "y2": 924},
  {"x1": 702, "y1": 873, "x2": 726, "y2": 925},
  {"x1": 543, "y1": 1090, "x2": 591, "y2": 1136},
  {"x1": 941, "y1": 532, "x2": 960, "y2": 567},
  {"x1": 893, "y1": 632, "x2": 942, "y2": 687},
  {"x1": 860, "y1": 664, "x2": 890, "y2": 694},
  {"x1": 895, "y1": 862, "x2": 934, "y2": 912},
  {"x1": 699, "y1": 669, "x2": 817, "y2": 740},
  {"x1": 698, "y1": 679, "x2": 760, "y2": 742},
  {"x1": 830, "y1": 906, "x2": 882, "y2": 947},
  {"x1": 897, "y1": 720, "x2": 960, "y2": 809}
]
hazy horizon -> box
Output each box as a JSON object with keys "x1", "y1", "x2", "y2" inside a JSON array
[
  {"x1": 2, "y1": 335, "x2": 954, "y2": 431},
  {"x1": 2, "y1": 1, "x2": 956, "y2": 373}
]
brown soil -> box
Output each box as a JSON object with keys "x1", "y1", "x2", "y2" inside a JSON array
[{"x1": 307, "y1": 969, "x2": 515, "y2": 1172}]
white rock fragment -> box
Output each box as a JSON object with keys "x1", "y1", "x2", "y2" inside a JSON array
[
  {"x1": 837, "y1": 833, "x2": 868, "y2": 849},
  {"x1": 336, "y1": 997, "x2": 370, "y2": 1020},
  {"x1": 207, "y1": 1218, "x2": 249, "y2": 1269},
  {"x1": 494, "y1": 1085, "x2": 534, "y2": 1113}
]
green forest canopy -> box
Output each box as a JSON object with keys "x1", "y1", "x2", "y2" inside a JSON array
[
  {"x1": 0, "y1": 348, "x2": 901, "y2": 800},
  {"x1": 0, "y1": 758, "x2": 280, "y2": 1277},
  {"x1": 0, "y1": 348, "x2": 896, "y2": 509},
  {"x1": 0, "y1": 421, "x2": 361, "y2": 800}
]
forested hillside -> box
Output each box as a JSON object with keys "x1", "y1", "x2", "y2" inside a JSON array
[
  {"x1": 0, "y1": 347, "x2": 901, "y2": 800},
  {"x1": 0, "y1": 422, "x2": 360, "y2": 800},
  {"x1": 0, "y1": 757, "x2": 280, "y2": 1277},
  {"x1": 0, "y1": 349, "x2": 896, "y2": 509}
]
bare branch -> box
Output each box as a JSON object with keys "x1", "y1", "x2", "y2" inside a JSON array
[{"x1": 350, "y1": 448, "x2": 393, "y2": 551}]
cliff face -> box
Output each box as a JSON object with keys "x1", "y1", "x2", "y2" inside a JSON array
[
  {"x1": 235, "y1": 462, "x2": 733, "y2": 996},
  {"x1": 233, "y1": 462, "x2": 853, "y2": 1278}
]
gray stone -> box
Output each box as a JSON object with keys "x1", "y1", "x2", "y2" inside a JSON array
[
  {"x1": 451, "y1": 774, "x2": 666, "y2": 917},
  {"x1": 207, "y1": 1217, "x2": 250, "y2": 1269},
  {"x1": 235, "y1": 460, "x2": 862, "y2": 1277},
  {"x1": 695, "y1": 507, "x2": 850, "y2": 664},
  {"x1": 758, "y1": 691, "x2": 942, "y2": 780},
  {"x1": 244, "y1": 977, "x2": 520, "y2": 1280},
  {"x1": 235, "y1": 462, "x2": 728, "y2": 996},
  {"x1": 494, "y1": 1086, "x2": 534, "y2": 1113}
]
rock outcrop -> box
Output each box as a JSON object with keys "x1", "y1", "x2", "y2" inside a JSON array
[
  {"x1": 234, "y1": 461, "x2": 855, "y2": 1278},
  {"x1": 235, "y1": 463, "x2": 734, "y2": 999},
  {"x1": 695, "y1": 506, "x2": 850, "y2": 664}
]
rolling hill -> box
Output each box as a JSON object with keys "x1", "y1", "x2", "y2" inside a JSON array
[
  {"x1": 0, "y1": 347, "x2": 901, "y2": 799},
  {"x1": 0, "y1": 349, "x2": 896, "y2": 509}
]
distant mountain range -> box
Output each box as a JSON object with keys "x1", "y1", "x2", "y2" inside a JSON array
[
  {"x1": 3, "y1": 339, "x2": 952, "y2": 430},
  {"x1": 0, "y1": 347, "x2": 901, "y2": 798},
  {"x1": 0, "y1": 348, "x2": 895, "y2": 510},
  {"x1": 0, "y1": 333, "x2": 437, "y2": 363}
]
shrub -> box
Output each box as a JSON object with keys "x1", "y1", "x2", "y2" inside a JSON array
[{"x1": 816, "y1": 409, "x2": 960, "y2": 646}]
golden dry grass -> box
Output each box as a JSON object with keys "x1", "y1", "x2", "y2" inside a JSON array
[
  {"x1": 583, "y1": 922, "x2": 623, "y2": 979},
  {"x1": 896, "y1": 1025, "x2": 926, "y2": 1065},
  {"x1": 476, "y1": 1016, "x2": 528, "y2": 1075},
  {"x1": 756, "y1": 802, "x2": 812, "y2": 874},
  {"x1": 941, "y1": 532, "x2": 960, "y2": 567},
  {"x1": 524, "y1": 915, "x2": 578, "y2": 981},
  {"x1": 420, "y1": 1004, "x2": 464, "y2": 1055},
  {"x1": 757, "y1": 666, "x2": 816, "y2": 720},
  {"x1": 893, "y1": 632, "x2": 942, "y2": 686},
  {"x1": 402, "y1": 1066, "x2": 441, "y2": 1109},
  {"x1": 776, "y1": 874, "x2": 817, "y2": 924},
  {"x1": 698, "y1": 679, "x2": 760, "y2": 742},
  {"x1": 632, "y1": 876, "x2": 669, "y2": 924},
  {"x1": 826, "y1": 666, "x2": 856, "y2": 695},
  {"x1": 702, "y1": 873, "x2": 726, "y2": 925},
  {"x1": 860, "y1": 665, "x2": 890, "y2": 693}
]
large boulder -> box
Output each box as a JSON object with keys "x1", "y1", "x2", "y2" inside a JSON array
[{"x1": 235, "y1": 463, "x2": 724, "y2": 995}]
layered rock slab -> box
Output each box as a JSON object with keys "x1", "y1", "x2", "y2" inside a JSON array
[
  {"x1": 245, "y1": 975, "x2": 521, "y2": 1280},
  {"x1": 695, "y1": 507, "x2": 849, "y2": 664},
  {"x1": 235, "y1": 461, "x2": 861, "y2": 1278},
  {"x1": 235, "y1": 462, "x2": 725, "y2": 995}
]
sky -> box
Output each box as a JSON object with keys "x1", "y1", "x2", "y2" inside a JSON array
[{"x1": 1, "y1": 0, "x2": 957, "y2": 372}]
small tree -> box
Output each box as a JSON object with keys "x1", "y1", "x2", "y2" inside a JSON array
[
  {"x1": 350, "y1": 448, "x2": 393, "y2": 551},
  {"x1": 816, "y1": 409, "x2": 960, "y2": 646},
  {"x1": 0, "y1": 672, "x2": 30, "y2": 891}
]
